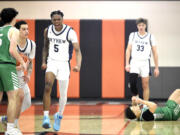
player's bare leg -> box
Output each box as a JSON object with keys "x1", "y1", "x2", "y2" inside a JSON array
[
  {"x1": 43, "y1": 72, "x2": 56, "y2": 111},
  {"x1": 0, "y1": 92, "x2": 3, "y2": 103},
  {"x1": 6, "y1": 90, "x2": 17, "y2": 132},
  {"x1": 169, "y1": 89, "x2": 180, "y2": 104},
  {"x1": 142, "y1": 77, "x2": 150, "y2": 100},
  {"x1": 42, "y1": 72, "x2": 55, "y2": 129},
  {"x1": 6, "y1": 90, "x2": 17, "y2": 123}
]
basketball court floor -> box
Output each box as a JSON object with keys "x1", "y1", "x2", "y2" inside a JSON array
[{"x1": 0, "y1": 101, "x2": 180, "y2": 135}]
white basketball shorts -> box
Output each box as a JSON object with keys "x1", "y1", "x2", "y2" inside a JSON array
[
  {"x1": 46, "y1": 58, "x2": 70, "y2": 80},
  {"x1": 130, "y1": 59, "x2": 151, "y2": 78}
]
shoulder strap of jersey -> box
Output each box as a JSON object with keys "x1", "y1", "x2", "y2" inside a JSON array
[
  {"x1": 132, "y1": 32, "x2": 135, "y2": 42},
  {"x1": 47, "y1": 25, "x2": 51, "y2": 36},
  {"x1": 66, "y1": 27, "x2": 73, "y2": 44},
  {"x1": 149, "y1": 34, "x2": 152, "y2": 47},
  {"x1": 30, "y1": 39, "x2": 33, "y2": 52}
]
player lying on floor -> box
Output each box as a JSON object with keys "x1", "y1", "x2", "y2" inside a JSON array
[{"x1": 125, "y1": 89, "x2": 180, "y2": 121}]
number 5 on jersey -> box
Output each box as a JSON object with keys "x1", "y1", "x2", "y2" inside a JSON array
[{"x1": 54, "y1": 44, "x2": 59, "y2": 52}]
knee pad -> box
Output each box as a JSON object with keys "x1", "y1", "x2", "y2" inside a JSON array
[{"x1": 129, "y1": 73, "x2": 138, "y2": 96}]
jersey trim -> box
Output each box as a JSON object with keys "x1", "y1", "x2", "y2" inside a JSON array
[
  {"x1": 30, "y1": 40, "x2": 33, "y2": 52},
  {"x1": 149, "y1": 34, "x2": 152, "y2": 47},
  {"x1": 17, "y1": 39, "x2": 28, "y2": 53},
  {"x1": 132, "y1": 32, "x2": 135, "y2": 42},
  {"x1": 52, "y1": 24, "x2": 68, "y2": 36},
  {"x1": 149, "y1": 59, "x2": 152, "y2": 76},
  {"x1": 67, "y1": 27, "x2": 73, "y2": 61},
  {"x1": 137, "y1": 32, "x2": 149, "y2": 39},
  {"x1": 66, "y1": 27, "x2": 72, "y2": 43}
]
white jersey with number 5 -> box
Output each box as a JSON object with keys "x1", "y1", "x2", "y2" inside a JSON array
[
  {"x1": 128, "y1": 32, "x2": 156, "y2": 60},
  {"x1": 47, "y1": 24, "x2": 78, "y2": 62}
]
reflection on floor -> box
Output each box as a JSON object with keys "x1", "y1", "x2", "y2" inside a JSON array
[{"x1": 0, "y1": 101, "x2": 180, "y2": 135}]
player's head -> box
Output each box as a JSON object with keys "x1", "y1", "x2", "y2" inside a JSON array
[
  {"x1": 50, "y1": 10, "x2": 64, "y2": 27},
  {"x1": 0, "y1": 8, "x2": 18, "y2": 26},
  {"x1": 15, "y1": 20, "x2": 29, "y2": 38},
  {"x1": 125, "y1": 105, "x2": 141, "y2": 119},
  {"x1": 136, "y1": 18, "x2": 147, "y2": 33}
]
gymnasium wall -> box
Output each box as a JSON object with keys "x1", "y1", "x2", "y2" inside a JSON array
[{"x1": 0, "y1": 1, "x2": 180, "y2": 99}]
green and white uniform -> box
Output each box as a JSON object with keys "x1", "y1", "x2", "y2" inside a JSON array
[
  {"x1": 0, "y1": 25, "x2": 19, "y2": 91},
  {"x1": 139, "y1": 100, "x2": 180, "y2": 121},
  {"x1": 154, "y1": 100, "x2": 180, "y2": 121}
]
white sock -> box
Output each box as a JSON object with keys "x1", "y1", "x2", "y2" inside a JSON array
[
  {"x1": 58, "y1": 80, "x2": 69, "y2": 116},
  {"x1": 14, "y1": 119, "x2": 18, "y2": 127},
  {"x1": 7, "y1": 123, "x2": 14, "y2": 131},
  {"x1": 44, "y1": 111, "x2": 49, "y2": 117}
]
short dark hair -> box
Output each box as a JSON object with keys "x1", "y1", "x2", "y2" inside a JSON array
[
  {"x1": 0, "y1": 13, "x2": 3, "y2": 27},
  {"x1": 15, "y1": 20, "x2": 27, "y2": 29},
  {"x1": 0, "y1": 8, "x2": 18, "y2": 24},
  {"x1": 50, "y1": 10, "x2": 64, "y2": 18},
  {"x1": 125, "y1": 106, "x2": 136, "y2": 119},
  {"x1": 136, "y1": 18, "x2": 147, "y2": 25}
]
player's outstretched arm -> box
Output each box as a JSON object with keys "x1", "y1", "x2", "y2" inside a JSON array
[
  {"x1": 152, "y1": 46, "x2": 159, "y2": 77},
  {"x1": 72, "y1": 42, "x2": 82, "y2": 72},
  {"x1": 132, "y1": 96, "x2": 157, "y2": 113},
  {"x1": 41, "y1": 28, "x2": 49, "y2": 70}
]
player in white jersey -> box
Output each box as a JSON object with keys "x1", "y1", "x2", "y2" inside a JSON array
[
  {"x1": 41, "y1": 10, "x2": 82, "y2": 131},
  {"x1": 125, "y1": 18, "x2": 159, "y2": 101},
  {"x1": 14, "y1": 20, "x2": 36, "y2": 128}
]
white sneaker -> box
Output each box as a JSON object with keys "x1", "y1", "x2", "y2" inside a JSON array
[{"x1": 5, "y1": 128, "x2": 22, "y2": 135}]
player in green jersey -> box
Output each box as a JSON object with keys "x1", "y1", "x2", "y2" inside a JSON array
[
  {"x1": 0, "y1": 8, "x2": 27, "y2": 135},
  {"x1": 125, "y1": 89, "x2": 180, "y2": 121}
]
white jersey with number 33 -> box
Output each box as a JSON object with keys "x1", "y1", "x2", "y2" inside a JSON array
[
  {"x1": 47, "y1": 24, "x2": 78, "y2": 62},
  {"x1": 128, "y1": 32, "x2": 156, "y2": 60}
]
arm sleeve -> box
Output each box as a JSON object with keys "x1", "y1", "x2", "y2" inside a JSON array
[
  {"x1": 29, "y1": 40, "x2": 36, "y2": 60},
  {"x1": 128, "y1": 32, "x2": 135, "y2": 45},
  {"x1": 150, "y1": 34, "x2": 156, "y2": 46},
  {"x1": 68, "y1": 29, "x2": 78, "y2": 43}
]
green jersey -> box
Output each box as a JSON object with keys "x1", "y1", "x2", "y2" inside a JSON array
[{"x1": 0, "y1": 25, "x2": 16, "y2": 65}]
